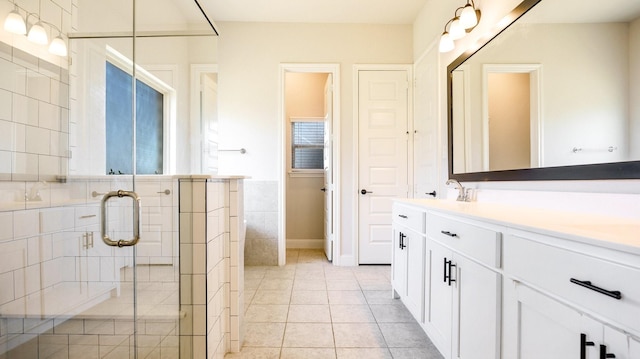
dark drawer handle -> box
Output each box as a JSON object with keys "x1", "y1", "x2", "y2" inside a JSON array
[
  {"x1": 441, "y1": 230, "x2": 458, "y2": 237},
  {"x1": 398, "y1": 214, "x2": 408, "y2": 219},
  {"x1": 570, "y1": 278, "x2": 622, "y2": 300}
]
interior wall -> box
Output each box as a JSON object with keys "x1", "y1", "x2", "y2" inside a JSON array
[
  {"x1": 413, "y1": 0, "x2": 640, "y2": 214},
  {"x1": 216, "y1": 21, "x2": 413, "y2": 263},
  {"x1": 285, "y1": 73, "x2": 327, "y2": 247}
]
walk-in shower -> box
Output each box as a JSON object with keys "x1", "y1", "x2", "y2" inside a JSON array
[{"x1": 0, "y1": 0, "x2": 222, "y2": 357}]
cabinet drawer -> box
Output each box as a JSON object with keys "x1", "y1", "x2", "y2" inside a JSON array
[
  {"x1": 392, "y1": 203, "x2": 425, "y2": 233},
  {"x1": 426, "y1": 213, "x2": 501, "y2": 268},
  {"x1": 505, "y1": 233, "x2": 640, "y2": 333}
]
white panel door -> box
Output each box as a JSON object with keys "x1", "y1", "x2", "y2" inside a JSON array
[
  {"x1": 358, "y1": 70, "x2": 409, "y2": 264},
  {"x1": 323, "y1": 74, "x2": 334, "y2": 261}
]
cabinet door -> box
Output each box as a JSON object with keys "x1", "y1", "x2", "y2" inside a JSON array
[
  {"x1": 602, "y1": 324, "x2": 632, "y2": 359},
  {"x1": 391, "y1": 227, "x2": 407, "y2": 298},
  {"x1": 630, "y1": 336, "x2": 640, "y2": 359},
  {"x1": 404, "y1": 230, "x2": 425, "y2": 321},
  {"x1": 509, "y1": 283, "x2": 582, "y2": 359},
  {"x1": 453, "y1": 254, "x2": 500, "y2": 359},
  {"x1": 426, "y1": 240, "x2": 453, "y2": 358}
]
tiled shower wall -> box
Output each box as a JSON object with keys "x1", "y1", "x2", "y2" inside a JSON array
[
  {"x1": 243, "y1": 180, "x2": 278, "y2": 266},
  {"x1": 178, "y1": 176, "x2": 245, "y2": 359},
  {"x1": 0, "y1": 42, "x2": 69, "y2": 182}
]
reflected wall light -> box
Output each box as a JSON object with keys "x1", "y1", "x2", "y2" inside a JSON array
[
  {"x1": 2, "y1": 0, "x2": 67, "y2": 56},
  {"x1": 439, "y1": 0, "x2": 481, "y2": 53},
  {"x1": 3, "y1": 5, "x2": 26, "y2": 34}
]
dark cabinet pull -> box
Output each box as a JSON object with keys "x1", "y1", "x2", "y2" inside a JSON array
[
  {"x1": 443, "y1": 257, "x2": 448, "y2": 283},
  {"x1": 570, "y1": 278, "x2": 622, "y2": 300},
  {"x1": 399, "y1": 232, "x2": 406, "y2": 250},
  {"x1": 398, "y1": 214, "x2": 408, "y2": 219},
  {"x1": 599, "y1": 344, "x2": 616, "y2": 359},
  {"x1": 441, "y1": 230, "x2": 458, "y2": 237},
  {"x1": 426, "y1": 191, "x2": 437, "y2": 197},
  {"x1": 580, "y1": 334, "x2": 595, "y2": 359},
  {"x1": 444, "y1": 258, "x2": 456, "y2": 286}
]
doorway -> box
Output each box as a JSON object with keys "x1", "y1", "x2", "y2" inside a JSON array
[
  {"x1": 483, "y1": 64, "x2": 542, "y2": 170},
  {"x1": 279, "y1": 64, "x2": 340, "y2": 266},
  {"x1": 355, "y1": 66, "x2": 412, "y2": 265}
]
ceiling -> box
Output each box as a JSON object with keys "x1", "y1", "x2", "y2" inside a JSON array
[{"x1": 199, "y1": 0, "x2": 429, "y2": 25}]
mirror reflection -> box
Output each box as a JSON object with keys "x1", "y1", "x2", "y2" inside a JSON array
[{"x1": 450, "y1": 0, "x2": 640, "y2": 175}]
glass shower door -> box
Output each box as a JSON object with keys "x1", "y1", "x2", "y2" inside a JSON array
[{"x1": 0, "y1": 0, "x2": 217, "y2": 358}]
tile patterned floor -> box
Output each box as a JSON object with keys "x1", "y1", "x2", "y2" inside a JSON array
[{"x1": 225, "y1": 249, "x2": 443, "y2": 359}]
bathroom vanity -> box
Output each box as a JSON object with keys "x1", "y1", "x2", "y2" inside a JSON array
[{"x1": 391, "y1": 198, "x2": 640, "y2": 359}]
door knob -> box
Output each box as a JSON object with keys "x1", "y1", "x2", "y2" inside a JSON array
[
  {"x1": 361, "y1": 189, "x2": 373, "y2": 195},
  {"x1": 320, "y1": 188, "x2": 326, "y2": 192},
  {"x1": 426, "y1": 191, "x2": 437, "y2": 197}
]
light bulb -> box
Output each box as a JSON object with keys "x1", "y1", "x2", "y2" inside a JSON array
[
  {"x1": 4, "y1": 9, "x2": 26, "y2": 35},
  {"x1": 460, "y1": 4, "x2": 478, "y2": 29},
  {"x1": 449, "y1": 18, "x2": 465, "y2": 40},
  {"x1": 49, "y1": 35, "x2": 67, "y2": 56},
  {"x1": 27, "y1": 21, "x2": 48, "y2": 45},
  {"x1": 439, "y1": 32, "x2": 454, "y2": 53}
]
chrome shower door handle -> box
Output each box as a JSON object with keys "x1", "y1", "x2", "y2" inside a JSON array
[{"x1": 100, "y1": 190, "x2": 142, "y2": 247}]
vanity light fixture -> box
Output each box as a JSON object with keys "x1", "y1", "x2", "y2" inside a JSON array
[
  {"x1": 2, "y1": 0, "x2": 67, "y2": 57},
  {"x1": 3, "y1": 5, "x2": 26, "y2": 34},
  {"x1": 439, "y1": 0, "x2": 482, "y2": 53},
  {"x1": 460, "y1": 0, "x2": 481, "y2": 29},
  {"x1": 27, "y1": 19, "x2": 48, "y2": 44},
  {"x1": 48, "y1": 33, "x2": 67, "y2": 56}
]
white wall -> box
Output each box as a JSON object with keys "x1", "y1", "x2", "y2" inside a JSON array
[
  {"x1": 413, "y1": 0, "x2": 640, "y2": 216},
  {"x1": 216, "y1": 22, "x2": 413, "y2": 262}
]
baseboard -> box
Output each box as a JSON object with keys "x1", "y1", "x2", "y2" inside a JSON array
[{"x1": 286, "y1": 239, "x2": 323, "y2": 249}]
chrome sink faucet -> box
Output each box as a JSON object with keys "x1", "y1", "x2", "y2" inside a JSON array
[{"x1": 446, "y1": 179, "x2": 467, "y2": 202}]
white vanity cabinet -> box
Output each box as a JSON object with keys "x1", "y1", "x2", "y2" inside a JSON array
[
  {"x1": 424, "y1": 213, "x2": 502, "y2": 359},
  {"x1": 391, "y1": 203, "x2": 426, "y2": 321},
  {"x1": 503, "y1": 229, "x2": 640, "y2": 359},
  {"x1": 391, "y1": 198, "x2": 640, "y2": 359}
]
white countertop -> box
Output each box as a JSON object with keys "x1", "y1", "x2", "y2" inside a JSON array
[{"x1": 394, "y1": 198, "x2": 640, "y2": 255}]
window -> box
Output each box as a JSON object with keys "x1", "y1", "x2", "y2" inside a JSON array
[
  {"x1": 105, "y1": 61, "x2": 164, "y2": 175},
  {"x1": 291, "y1": 119, "x2": 324, "y2": 170}
]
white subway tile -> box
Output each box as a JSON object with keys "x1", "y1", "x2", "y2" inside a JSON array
[
  {"x1": 0, "y1": 212, "x2": 14, "y2": 241},
  {"x1": 0, "y1": 120, "x2": 12, "y2": 151},
  {"x1": 0, "y1": 58, "x2": 25, "y2": 94},
  {"x1": 38, "y1": 154, "x2": 61, "y2": 180},
  {"x1": 24, "y1": 263, "x2": 41, "y2": 295},
  {"x1": 192, "y1": 274, "x2": 206, "y2": 305},
  {"x1": 0, "y1": 151, "x2": 11, "y2": 181},
  {"x1": 193, "y1": 305, "x2": 207, "y2": 335},
  {"x1": 179, "y1": 181, "x2": 192, "y2": 212},
  {"x1": 0, "y1": 239, "x2": 26, "y2": 273},
  {"x1": 13, "y1": 209, "x2": 39, "y2": 238},
  {"x1": 26, "y1": 71, "x2": 50, "y2": 102},
  {"x1": 25, "y1": 126, "x2": 50, "y2": 155},
  {"x1": 13, "y1": 268, "x2": 25, "y2": 299},
  {"x1": 40, "y1": 207, "x2": 74, "y2": 233},
  {"x1": 12, "y1": 94, "x2": 38, "y2": 126},
  {"x1": 14, "y1": 123, "x2": 25, "y2": 152},
  {"x1": 38, "y1": 101, "x2": 60, "y2": 130},
  {"x1": 0, "y1": 272, "x2": 14, "y2": 305},
  {"x1": 12, "y1": 152, "x2": 38, "y2": 181},
  {"x1": 192, "y1": 181, "x2": 206, "y2": 213}
]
